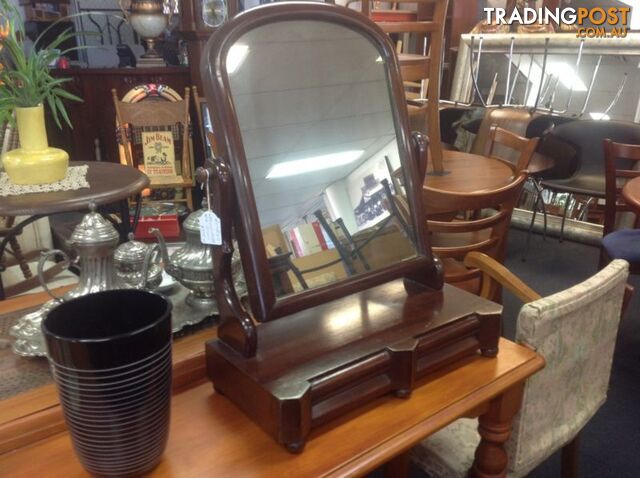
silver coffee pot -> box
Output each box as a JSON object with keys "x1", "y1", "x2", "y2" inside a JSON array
[
  {"x1": 152, "y1": 205, "x2": 246, "y2": 312},
  {"x1": 10, "y1": 203, "x2": 121, "y2": 357},
  {"x1": 114, "y1": 233, "x2": 163, "y2": 290}
]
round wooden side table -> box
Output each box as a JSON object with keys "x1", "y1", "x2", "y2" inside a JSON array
[
  {"x1": 423, "y1": 150, "x2": 515, "y2": 194},
  {"x1": 0, "y1": 161, "x2": 149, "y2": 299}
]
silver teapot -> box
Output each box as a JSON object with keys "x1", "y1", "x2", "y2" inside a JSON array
[
  {"x1": 114, "y1": 233, "x2": 163, "y2": 290},
  {"x1": 10, "y1": 203, "x2": 121, "y2": 357},
  {"x1": 151, "y1": 206, "x2": 246, "y2": 311}
]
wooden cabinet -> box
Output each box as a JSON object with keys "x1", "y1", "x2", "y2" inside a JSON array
[{"x1": 47, "y1": 67, "x2": 191, "y2": 164}]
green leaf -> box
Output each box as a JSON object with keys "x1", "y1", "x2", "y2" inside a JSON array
[
  {"x1": 55, "y1": 96, "x2": 72, "y2": 129},
  {"x1": 46, "y1": 95, "x2": 62, "y2": 129},
  {"x1": 53, "y1": 88, "x2": 82, "y2": 103}
]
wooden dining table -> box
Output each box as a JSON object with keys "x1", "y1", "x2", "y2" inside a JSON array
[
  {"x1": 423, "y1": 150, "x2": 516, "y2": 194},
  {"x1": 622, "y1": 176, "x2": 640, "y2": 214},
  {"x1": 0, "y1": 287, "x2": 545, "y2": 478}
]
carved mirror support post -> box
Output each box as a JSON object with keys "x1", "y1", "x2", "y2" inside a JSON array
[{"x1": 196, "y1": 159, "x2": 257, "y2": 357}]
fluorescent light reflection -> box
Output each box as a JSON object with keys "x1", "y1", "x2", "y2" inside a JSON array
[
  {"x1": 227, "y1": 44, "x2": 249, "y2": 74},
  {"x1": 514, "y1": 56, "x2": 587, "y2": 106},
  {"x1": 547, "y1": 62, "x2": 587, "y2": 92},
  {"x1": 266, "y1": 150, "x2": 364, "y2": 179},
  {"x1": 590, "y1": 112, "x2": 610, "y2": 120}
]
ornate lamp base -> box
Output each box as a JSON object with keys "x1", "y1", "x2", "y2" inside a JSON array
[{"x1": 137, "y1": 55, "x2": 167, "y2": 68}]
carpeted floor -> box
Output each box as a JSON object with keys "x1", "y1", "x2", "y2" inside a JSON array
[{"x1": 394, "y1": 228, "x2": 640, "y2": 478}]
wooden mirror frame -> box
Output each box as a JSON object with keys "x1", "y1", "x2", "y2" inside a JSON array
[{"x1": 199, "y1": 2, "x2": 442, "y2": 356}]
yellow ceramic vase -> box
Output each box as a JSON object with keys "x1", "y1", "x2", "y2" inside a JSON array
[{"x1": 2, "y1": 105, "x2": 69, "y2": 185}]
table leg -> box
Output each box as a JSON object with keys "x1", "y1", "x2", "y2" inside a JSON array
[
  {"x1": 119, "y1": 199, "x2": 131, "y2": 242},
  {"x1": 384, "y1": 450, "x2": 410, "y2": 478},
  {"x1": 131, "y1": 194, "x2": 143, "y2": 235},
  {"x1": 469, "y1": 383, "x2": 525, "y2": 478}
]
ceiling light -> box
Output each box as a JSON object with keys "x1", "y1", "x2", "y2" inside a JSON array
[
  {"x1": 266, "y1": 150, "x2": 364, "y2": 179},
  {"x1": 589, "y1": 112, "x2": 610, "y2": 120},
  {"x1": 227, "y1": 44, "x2": 249, "y2": 74}
]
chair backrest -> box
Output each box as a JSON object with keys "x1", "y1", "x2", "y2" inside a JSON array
[
  {"x1": 548, "y1": 120, "x2": 640, "y2": 188},
  {"x1": 468, "y1": 107, "x2": 566, "y2": 176},
  {"x1": 360, "y1": 0, "x2": 448, "y2": 173},
  {"x1": 112, "y1": 86, "x2": 194, "y2": 208},
  {"x1": 485, "y1": 125, "x2": 539, "y2": 175},
  {"x1": 603, "y1": 139, "x2": 640, "y2": 236},
  {"x1": 506, "y1": 259, "x2": 629, "y2": 476},
  {"x1": 426, "y1": 173, "x2": 527, "y2": 284}
]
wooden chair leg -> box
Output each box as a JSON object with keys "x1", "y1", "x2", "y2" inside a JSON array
[
  {"x1": 8, "y1": 236, "x2": 33, "y2": 279},
  {"x1": 560, "y1": 433, "x2": 580, "y2": 478},
  {"x1": 186, "y1": 187, "x2": 194, "y2": 211}
]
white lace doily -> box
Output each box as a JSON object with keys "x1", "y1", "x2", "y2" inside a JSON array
[{"x1": 0, "y1": 165, "x2": 90, "y2": 197}]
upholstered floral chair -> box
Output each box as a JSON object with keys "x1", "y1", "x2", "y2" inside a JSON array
[{"x1": 411, "y1": 252, "x2": 630, "y2": 478}]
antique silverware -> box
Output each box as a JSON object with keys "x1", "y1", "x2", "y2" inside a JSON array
[
  {"x1": 114, "y1": 233, "x2": 163, "y2": 290},
  {"x1": 10, "y1": 203, "x2": 121, "y2": 357},
  {"x1": 152, "y1": 205, "x2": 246, "y2": 312}
]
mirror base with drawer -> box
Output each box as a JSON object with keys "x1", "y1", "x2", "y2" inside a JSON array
[{"x1": 206, "y1": 280, "x2": 501, "y2": 452}]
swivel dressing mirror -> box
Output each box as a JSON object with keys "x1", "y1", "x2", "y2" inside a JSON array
[
  {"x1": 201, "y1": 3, "x2": 440, "y2": 346},
  {"x1": 200, "y1": 4, "x2": 501, "y2": 452}
]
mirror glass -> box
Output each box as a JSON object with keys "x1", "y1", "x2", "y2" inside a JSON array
[{"x1": 226, "y1": 20, "x2": 417, "y2": 298}]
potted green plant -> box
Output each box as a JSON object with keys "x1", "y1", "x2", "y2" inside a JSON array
[{"x1": 0, "y1": 0, "x2": 82, "y2": 185}]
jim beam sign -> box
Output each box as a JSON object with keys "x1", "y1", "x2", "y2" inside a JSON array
[{"x1": 141, "y1": 131, "x2": 178, "y2": 180}]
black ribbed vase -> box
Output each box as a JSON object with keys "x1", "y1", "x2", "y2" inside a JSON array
[{"x1": 42, "y1": 290, "x2": 173, "y2": 477}]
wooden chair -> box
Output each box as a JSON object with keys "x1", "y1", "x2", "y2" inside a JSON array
[
  {"x1": 361, "y1": 0, "x2": 449, "y2": 173},
  {"x1": 112, "y1": 87, "x2": 195, "y2": 210},
  {"x1": 485, "y1": 125, "x2": 539, "y2": 175},
  {"x1": 600, "y1": 139, "x2": 640, "y2": 272},
  {"x1": 425, "y1": 173, "x2": 527, "y2": 300},
  {"x1": 412, "y1": 252, "x2": 631, "y2": 478}
]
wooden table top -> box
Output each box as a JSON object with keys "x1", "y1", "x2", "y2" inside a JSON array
[
  {"x1": 424, "y1": 150, "x2": 515, "y2": 194},
  {"x1": 0, "y1": 161, "x2": 149, "y2": 216},
  {"x1": 622, "y1": 176, "x2": 640, "y2": 213},
  {"x1": 0, "y1": 336, "x2": 543, "y2": 478}
]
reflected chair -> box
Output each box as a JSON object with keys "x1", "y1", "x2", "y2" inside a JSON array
[
  {"x1": 600, "y1": 139, "x2": 640, "y2": 273},
  {"x1": 425, "y1": 173, "x2": 527, "y2": 301},
  {"x1": 112, "y1": 87, "x2": 195, "y2": 211},
  {"x1": 313, "y1": 210, "x2": 371, "y2": 276},
  {"x1": 411, "y1": 252, "x2": 631, "y2": 478}
]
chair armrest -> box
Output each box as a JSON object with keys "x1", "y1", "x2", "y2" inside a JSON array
[{"x1": 463, "y1": 251, "x2": 541, "y2": 303}]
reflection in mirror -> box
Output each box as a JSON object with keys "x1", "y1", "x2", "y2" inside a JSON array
[{"x1": 226, "y1": 20, "x2": 417, "y2": 298}]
